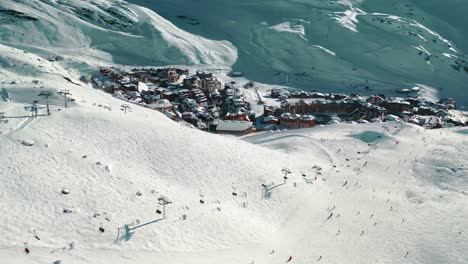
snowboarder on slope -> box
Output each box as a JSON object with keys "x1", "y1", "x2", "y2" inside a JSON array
[{"x1": 286, "y1": 256, "x2": 293, "y2": 262}]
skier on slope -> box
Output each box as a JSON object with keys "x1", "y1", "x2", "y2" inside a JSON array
[
  {"x1": 33, "y1": 229, "x2": 40, "y2": 240},
  {"x1": 24, "y1": 243, "x2": 30, "y2": 254},
  {"x1": 286, "y1": 256, "x2": 293, "y2": 262}
]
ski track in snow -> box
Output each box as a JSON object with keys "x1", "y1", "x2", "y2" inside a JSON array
[{"x1": 3, "y1": 115, "x2": 35, "y2": 137}]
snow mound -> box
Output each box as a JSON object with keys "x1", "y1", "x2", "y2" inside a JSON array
[{"x1": 349, "y1": 131, "x2": 386, "y2": 144}]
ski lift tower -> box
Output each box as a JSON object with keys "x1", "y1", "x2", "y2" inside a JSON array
[
  {"x1": 121, "y1": 104, "x2": 130, "y2": 114},
  {"x1": 281, "y1": 168, "x2": 291, "y2": 183},
  {"x1": 32, "y1": 100, "x2": 39, "y2": 117},
  {"x1": 0, "y1": 112, "x2": 6, "y2": 124},
  {"x1": 157, "y1": 196, "x2": 172, "y2": 220},
  {"x1": 58, "y1": 89, "x2": 71, "y2": 108},
  {"x1": 38, "y1": 91, "x2": 52, "y2": 115},
  {"x1": 24, "y1": 101, "x2": 38, "y2": 117}
]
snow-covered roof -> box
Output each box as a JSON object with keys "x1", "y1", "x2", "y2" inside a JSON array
[
  {"x1": 182, "y1": 112, "x2": 196, "y2": 118},
  {"x1": 264, "y1": 115, "x2": 278, "y2": 122},
  {"x1": 183, "y1": 98, "x2": 198, "y2": 107},
  {"x1": 301, "y1": 115, "x2": 316, "y2": 121},
  {"x1": 152, "y1": 99, "x2": 172, "y2": 109},
  {"x1": 384, "y1": 114, "x2": 401, "y2": 121},
  {"x1": 217, "y1": 120, "x2": 253, "y2": 131},
  {"x1": 138, "y1": 82, "x2": 149, "y2": 92},
  {"x1": 197, "y1": 120, "x2": 208, "y2": 129}
]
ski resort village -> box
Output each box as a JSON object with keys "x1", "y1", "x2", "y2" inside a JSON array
[
  {"x1": 91, "y1": 67, "x2": 467, "y2": 134},
  {"x1": 2, "y1": 0, "x2": 468, "y2": 263}
]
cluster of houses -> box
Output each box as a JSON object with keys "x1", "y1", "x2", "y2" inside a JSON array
[
  {"x1": 91, "y1": 67, "x2": 465, "y2": 133},
  {"x1": 262, "y1": 90, "x2": 464, "y2": 129},
  {"x1": 92, "y1": 67, "x2": 256, "y2": 134}
]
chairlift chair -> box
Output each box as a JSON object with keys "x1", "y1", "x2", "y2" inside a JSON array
[{"x1": 157, "y1": 196, "x2": 171, "y2": 205}]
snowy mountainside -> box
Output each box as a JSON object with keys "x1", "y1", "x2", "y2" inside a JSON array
[
  {"x1": 0, "y1": 50, "x2": 467, "y2": 263},
  {"x1": 0, "y1": 0, "x2": 468, "y2": 263},
  {"x1": 0, "y1": 46, "x2": 307, "y2": 263},
  {"x1": 0, "y1": 52, "x2": 300, "y2": 262},
  {"x1": 0, "y1": 0, "x2": 236, "y2": 71},
  {"x1": 2, "y1": 0, "x2": 468, "y2": 104},
  {"x1": 132, "y1": 0, "x2": 468, "y2": 105}
]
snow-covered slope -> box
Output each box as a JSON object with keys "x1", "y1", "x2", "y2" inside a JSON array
[
  {"x1": 0, "y1": 0, "x2": 236, "y2": 72},
  {"x1": 1, "y1": 1, "x2": 468, "y2": 263},
  {"x1": 131, "y1": 0, "x2": 468, "y2": 106},
  {"x1": 1, "y1": 44, "x2": 468, "y2": 264},
  {"x1": 2, "y1": 0, "x2": 468, "y2": 105}
]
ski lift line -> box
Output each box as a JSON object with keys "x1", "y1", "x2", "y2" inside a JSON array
[
  {"x1": 120, "y1": 202, "x2": 226, "y2": 234},
  {"x1": 157, "y1": 198, "x2": 252, "y2": 225},
  {"x1": 119, "y1": 169, "x2": 396, "y2": 243},
  {"x1": 130, "y1": 136, "x2": 418, "y2": 245},
  {"x1": 264, "y1": 182, "x2": 287, "y2": 192},
  {"x1": 127, "y1": 218, "x2": 164, "y2": 231},
  {"x1": 38, "y1": 91, "x2": 53, "y2": 115},
  {"x1": 142, "y1": 193, "x2": 237, "y2": 223},
  {"x1": 121, "y1": 178, "x2": 295, "y2": 231},
  {"x1": 58, "y1": 89, "x2": 72, "y2": 108},
  {"x1": 118, "y1": 168, "x2": 323, "y2": 236}
]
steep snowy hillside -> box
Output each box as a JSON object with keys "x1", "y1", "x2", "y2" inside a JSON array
[
  {"x1": 1, "y1": 1, "x2": 468, "y2": 263},
  {"x1": 132, "y1": 0, "x2": 468, "y2": 106},
  {"x1": 2, "y1": 0, "x2": 468, "y2": 105},
  {"x1": 0, "y1": 0, "x2": 236, "y2": 71},
  {"x1": 1, "y1": 42, "x2": 468, "y2": 264}
]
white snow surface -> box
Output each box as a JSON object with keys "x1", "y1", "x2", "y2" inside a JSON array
[
  {"x1": 127, "y1": 0, "x2": 468, "y2": 106},
  {"x1": 2, "y1": 0, "x2": 468, "y2": 105},
  {"x1": 0, "y1": 40, "x2": 468, "y2": 264},
  {"x1": 0, "y1": 0, "x2": 236, "y2": 70},
  {"x1": 0, "y1": 0, "x2": 468, "y2": 263},
  {"x1": 270, "y1": 20, "x2": 308, "y2": 40}
]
